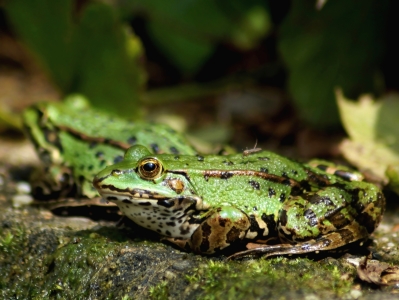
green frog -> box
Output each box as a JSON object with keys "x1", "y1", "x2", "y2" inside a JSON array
[
  {"x1": 93, "y1": 145, "x2": 385, "y2": 258},
  {"x1": 23, "y1": 96, "x2": 197, "y2": 208}
]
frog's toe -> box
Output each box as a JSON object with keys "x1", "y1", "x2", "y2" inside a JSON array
[
  {"x1": 227, "y1": 243, "x2": 302, "y2": 260},
  {"x1": 228, "y1": 221, "x2": 370, "y2": 260},
  {"x1": 162, "y1": 237, "x2": 191, "y2": 252}
]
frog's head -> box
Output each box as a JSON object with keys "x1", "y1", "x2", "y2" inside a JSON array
[
  {"x1": 94, "y1": 145, "x2": 207, "y2": 238},
  {"x1": 93, "y1": 145, "x2": 200, "y2": 206}
]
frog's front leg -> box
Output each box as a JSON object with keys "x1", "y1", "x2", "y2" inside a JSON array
[
  {"x1": 166, "y1": 206, "x2": 251, "y2": 254},
  {"x1": 230, "y1": 182, "x2": 385, "y2": 259}
]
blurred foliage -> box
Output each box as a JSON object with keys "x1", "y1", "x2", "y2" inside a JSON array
[
  {"x1": 2, "y1": 0, "x2": 394, "y2": 128},
  {"x1": 118, "y1": 0, "x2": 271, "y2": 74},
  {"x1": 5, "y1": 0, "x2": 144, "y2": 117},
  {"x1": 337, "y1": 90, "x2": 399, "y2": 191},
  {"x1": 279, "y1": 0, "x2": 389, "y2": 127}
]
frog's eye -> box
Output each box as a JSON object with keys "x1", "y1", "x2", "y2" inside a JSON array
[{"x1": 138, "y1": 158, "x2": 163, "y2": 180}]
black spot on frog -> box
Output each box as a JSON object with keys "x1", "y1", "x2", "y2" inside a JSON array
[
  {"x1": 151, "y1": 143, "x2": 160, "y2": 153},
  {"x1": 221, "y1": 171, "x2": 233, "y2": 179},
  {"x1": 279, "y1": 193, "x2": 286, "y2": 202},
  {"x1": 304, "y1": 209, "x2": 318, "y2": 227},
  {"x1": 249, "y1": 180, "x2": 260, "y2": 190},
  {"x1": 127, "y1": 136, "x2": 137, "y2": 144},
  {"x1": 113, "y1": 155, "x2": 124, "y2": 164},
  {"x1": 170, "y1": 146, "x2": 179, "y2": 154},
  {"x1": 95, "y1": 151, "x2": 104, "y2": 159}
]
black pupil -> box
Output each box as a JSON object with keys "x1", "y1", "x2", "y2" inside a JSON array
[{"x1": 143, "y1": 162, "x2": 156, "y2": 172}]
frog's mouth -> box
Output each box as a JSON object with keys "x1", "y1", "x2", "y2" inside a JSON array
[
  {"x1": 93, "y1": 179, "x2": 203, "y2": 239},
  {"x1": 93, "y1": 179, "x2": 178, "y2": 206},
  {"x1": 93, "y1": 176, "x2": 207, "y2": 212},
  {"x1": 96, "y1": 185, "x2": 167, "y2": 201}
]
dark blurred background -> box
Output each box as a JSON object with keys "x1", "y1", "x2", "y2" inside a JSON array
[{"x1": 0, "y1": 0, "x2": 397, "y2": 158}]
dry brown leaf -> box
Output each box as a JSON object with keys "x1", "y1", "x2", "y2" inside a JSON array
[{"x1": 357, "y1": 256, "x2": 399, "y2": 286}]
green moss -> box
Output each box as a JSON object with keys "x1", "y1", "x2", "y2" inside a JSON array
[
  {"x1": 186, "y1": 257, "x2": 355, "y2": 299},
  {"x1": 39, "y1": 231, "x2": 120, "y2": 298},
  {"x1": 0, "y1": 231, "x2": 15, "y2": 248},
  {"x1": 149, "y1": 281, "x2": 169, "y2": 299},
  {"x1": 0, "y1": 222, "x2": 133, "y2": 299},
  {"x1": 0, "y1": 223, "x2": 33, "y2": 295}
]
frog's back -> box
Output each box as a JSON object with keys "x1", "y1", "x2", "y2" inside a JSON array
[
  {"x1": 161, "y1": 151, "x2": 309, "y2": 180},
  {"x1": 46, "y1": 98, "x2": 196, "y2": 155}
]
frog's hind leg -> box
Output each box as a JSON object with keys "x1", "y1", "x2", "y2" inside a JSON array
[
  {"x1": 230, "y1": 183, "x2": 384, "y2": 259},
  {"x1": 281, "y1": 182, "x2": 384, "y2": 243},
  {"x1": 228, "y1": 221, "x2": 368, "y2": 259}
]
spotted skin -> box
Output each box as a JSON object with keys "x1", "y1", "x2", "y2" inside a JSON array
[
  {"x1": 93, "y1": 145, "x2": 385, "y2": 257},
  {"x1": 112, "y1": 195, "x2": 200, "y2": 238}
]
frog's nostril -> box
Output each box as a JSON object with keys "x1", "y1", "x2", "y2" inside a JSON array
[{"x1": 111, "y1": 170, "x2": 123, "y2": 177}]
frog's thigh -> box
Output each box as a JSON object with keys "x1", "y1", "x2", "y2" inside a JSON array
[
  {"x1": 190, "y1": 206, "x2": 251, "y2": 254},
  {"x1": 278, "y1": 186, "x2": 367, "y2": 243}
]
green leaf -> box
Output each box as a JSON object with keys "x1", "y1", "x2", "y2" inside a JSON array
[
  {"x1": 279, "y1": 0, "x2": 388, "y2": 127},
  {"x1": 141, "y1": 0, "x2": 232, "y2": 75},
  {"x1": 72, "y1": 3, "x2": 142, "y2": 116},
  {"x1": 5, "y1": 0, "x2": 75, "y2": 89},
  {"x1": 5, "y1": 0, "x2": 145, "y2": 116},
  {"x1": 336, "y1": 90, "x2": 399, "y2": 186},
  {"x1": 122, "y1": 0, "x2": 233, "y2": 37},
  {"x1": 147, "y1": 21, "x2": 214, "y2": 75},
  {"x1": 386, "y1": 166, "x2": 399, "y2": 195},
  {"x1": 121, "y1": 0, "x2": 271, "y2": 75},
  {"x1": 230, "y1": 5, "x2": 272, "y2": 50}
]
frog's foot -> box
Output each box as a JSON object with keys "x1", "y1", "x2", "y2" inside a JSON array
[
  {"x1": 162, "y1": 237, "x2": 191, "y2": 252},
  {"x1": 228, "y1": 222, "x2": 368, "y2": 259}
]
